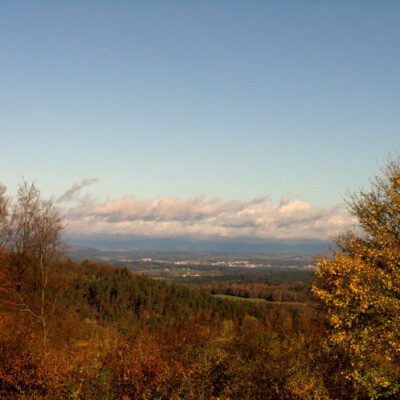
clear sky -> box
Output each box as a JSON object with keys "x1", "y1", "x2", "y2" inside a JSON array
[{"x1": 1, "y1": 1, "x2": 399, "y2": 241}]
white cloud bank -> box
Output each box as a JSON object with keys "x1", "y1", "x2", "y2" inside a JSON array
[{"x1": 61, "y1": 190, "x2": 356, "y2": 240}]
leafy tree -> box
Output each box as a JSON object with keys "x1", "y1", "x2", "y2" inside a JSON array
[{"x1": 312, "y1": 157, "x2": 400, "y2": 398}]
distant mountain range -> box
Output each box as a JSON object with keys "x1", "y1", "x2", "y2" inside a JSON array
[{"x1": 65, "y1": 235, "x2": 332, "y2": 255}]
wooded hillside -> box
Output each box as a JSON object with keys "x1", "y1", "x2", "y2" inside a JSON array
[{"x1": 2, "y1": 158, "x2": 400, "y2": 399}]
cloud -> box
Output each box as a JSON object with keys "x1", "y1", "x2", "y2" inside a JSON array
[
  {"x1": 62, "y1": 193, "x2": 356, "y2": 240},
  {"x1": 57, "y1": 178, "x2": 98, "y2": 203}
]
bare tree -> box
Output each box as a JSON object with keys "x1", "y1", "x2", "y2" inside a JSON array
[
  {"x1": 31, "y1": 197, "x2": 64, "y2": 343},
  {"x1": 1, "y1": 181, "x2": 65, "y2": 344},
  {"x1": 0, "y1": 183, "x2": 9, "y2": 245},
  {"x1": 8, "y1": 182, "x2": 41, "y2": 290}
]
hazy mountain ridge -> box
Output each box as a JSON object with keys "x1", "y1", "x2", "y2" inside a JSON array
[{"x1": 66, "y1": 235, "x2": 330, "y2": 255}]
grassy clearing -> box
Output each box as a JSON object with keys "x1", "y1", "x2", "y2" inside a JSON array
[
  {"x1": 213, "y1": 294, "x2": 312, "y2": 307},
  {"x1": 214, "y1": 294, "x2": 266, "y2": 302}
]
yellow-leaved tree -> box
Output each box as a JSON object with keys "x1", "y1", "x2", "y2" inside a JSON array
[{"x1": 312, "y1": 157, "x2": 400, "y2": 398}]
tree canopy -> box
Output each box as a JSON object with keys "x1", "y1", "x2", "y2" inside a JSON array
[{"x1": 313, "y1": 157, "x2": 400, "y2": 398}]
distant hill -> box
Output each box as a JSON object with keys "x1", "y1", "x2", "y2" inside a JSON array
[{"x1": 66, "y1": 234, "x2": 331, "y2": 255}]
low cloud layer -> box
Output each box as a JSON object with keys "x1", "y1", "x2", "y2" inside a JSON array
[{"x1": 62, "y1": 192, "x2": 356, "y2": 240}]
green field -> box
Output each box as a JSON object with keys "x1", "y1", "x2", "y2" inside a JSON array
[
  {"x1": 213, "y1": 293, "x2": 313, "y2": 307},
  {"x1": 213, "y1": 293, "x2": 266, "y2": 302}
]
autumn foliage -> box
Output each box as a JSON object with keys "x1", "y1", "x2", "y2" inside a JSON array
[
  {"x1": 313, "y1": 157, "x2": 400, "y2": 398},
  {"x1": 2, "y1": 160, "x2": 400, "y2": 399}
]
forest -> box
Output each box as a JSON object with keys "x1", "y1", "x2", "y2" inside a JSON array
[{"x1": 1, "y1": 158, "x2": 400, "y2": 399}]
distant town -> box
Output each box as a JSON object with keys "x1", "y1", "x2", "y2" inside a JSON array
[{"x1": 69, "y1": 247, "x2": 317, "y2": 279}]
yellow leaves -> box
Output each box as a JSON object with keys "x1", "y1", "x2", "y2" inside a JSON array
[{"x1": 313, "y1": 157, "x2": 400, "y2": 395}]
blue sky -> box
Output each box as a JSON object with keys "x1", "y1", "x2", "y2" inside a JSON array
[{"x1": 1, "y1": 1, "x2": 399, "y2": 240}]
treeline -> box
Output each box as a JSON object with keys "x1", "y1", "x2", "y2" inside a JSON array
[
  {"x1": 176, "y1": 270, "x2": 314, "y2": 304},
  {"x1": 74, "y1": 261, "x2": 315, "y2": 334},
  {"x1": 76, "y1": 263, "x2": 278, "y2": 325},
  {"x1": 170, "y1": 269, "x2": 315, "y2": 285},
  {"x1": 203, "y1": 281, "x2": 312, "y2": 303}
]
